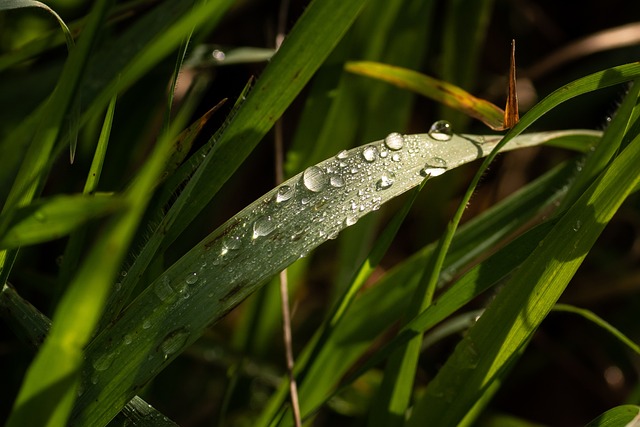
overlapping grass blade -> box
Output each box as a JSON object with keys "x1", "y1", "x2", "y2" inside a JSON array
[
  {"x1": 406, "y1": 103, "x2": 640, "y2": 427},
  {"x1": 0, "y1": 194, "x2": 124, "y2": 249},
  {"x1": 586, "y1": 405, "x2": 640, "y2": 426},
  {"x1": 0, "y1": 284, "x2": 178, "y2": 426}
]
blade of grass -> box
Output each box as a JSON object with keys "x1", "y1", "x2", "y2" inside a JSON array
[
  {"x1": 552, "y1": 304, "x2": 640, "y2": 356},
  {"x1": 585, "y1": 405, "x2": 640, "y2": 427},
  {"x1": 0, "y1": 194, "x2": 124, "y2": 249},
  {"x1": 346, "y1": 61, "x2": 506, "y2": 130},
  {"x1": 73, "y1": 128, "x2": 565, "y2": 427}
]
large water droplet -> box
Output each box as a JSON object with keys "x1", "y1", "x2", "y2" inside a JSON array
[
  {"x1": 421, "y1": 157, "x2": 448, "y2": 177},
  {"x1": 275, "y1": 185, "x2": 295, "y2": 203},
  {"x1": 376, "y1": 174, "x2": 395, "y2": 190},
  {"x1": 253, "y1": 216, "x2": 276, "y2": 238},
  {"x1": 330, "y1": 175, "x2": 345, "y2": 188},
  {"x1": 222, "y1": 235, "x2": 242, "y2": 253},
  {"x1": 428, "y1": 120, "x2": 453, "y2": 141},
  {"x1": 154, "y1": 276, "x2": 174, "y2": 302},
  {"x1": 303, "y1": 166, "x2": 327, "y2": 192},
  {"x1": 384, "y1": 132, "x2": 404, "y2": 150},
  {"x1": 159, "y1": 327, "x2": 190, "y2": 358},
  {"x1": 362, "y1": 145, "x2": 378, "y2": 162},
  {"x1": 185, "y1": 272, "x2": 198, "y2": 285},
  {"x1": 93, "y1": 352, "x2": 115, "y2": 371}
]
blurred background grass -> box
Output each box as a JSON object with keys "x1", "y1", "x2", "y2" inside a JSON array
[{"x1": 1, "y1": 0, "x2": 640, "y2": 425}]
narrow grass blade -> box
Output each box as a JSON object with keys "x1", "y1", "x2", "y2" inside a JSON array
[
  {"x1": 346, "y1": 61, "x2": 505, "y2": 130},
  {"x1": 553, "y1": 304, "x2": 640, "y2": 356},
  {"x1": 0, "y1": 194, "x2": 124, "y2": 249},
  {"x1": 0, "y1": 0, "x2": 74, "y2": 52},
  {"x1": 406, "y1": 129, "x2": 640, "y2": 427}
]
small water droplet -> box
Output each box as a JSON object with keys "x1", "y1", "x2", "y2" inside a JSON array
[
  {"x1": 428, "y1": 120, "x2": 453, "y2": 141},
  {"x1": 154, "y1": 276, "x2": 174, "y2": 302},
  {"x1": 123, "y1": 334, "x2": 132, "y2": 345},
  {"x1": 185, "y1": 272, "x2": 198, "y2": 285},
  {"x1": 336, "y1": 150, "x2": 349, "y2": 159},
  {"x1": 142, "y1": 319, "x2": 152, "y2": 329},
  {"x1": 384, "y1": 132, "x2": 404, "y2": 150},
  {"x1": 34, "y1": 211, "x2": 46, "y2": 222},
  {"x1": 379, "y1": 150, "x2": 388, "y2": 158},
  {"x1": 275, "y1": 185, "x2": 295, "y2": 203},
  {"x1": 391, "y1": 153, "x2": 401, "y2": 162},
  {"x1": 159, "y1": 327, "x2": 190, "y2": 358},
  {"x1": 344, "y1": 215, "x2": 358, "y2": 227},
  {"x1": 93, "y1": 353, "x2": 115, "y2": 371},
  {"x1": 421, "y1": 157, "x2": 448, "y2": 177},
  {"x1": 212, "y1": 49, "x2": 226, "y2": 62},
  {"x1": 253, "y1": 216, "x2": 276, "y2": 239},
  {"x1": 303, "y1": 166, "x2": 327, "y2": 192},
  {"x1": 573, "y1": 220, "x2": 582, "y2": 232},
  {"x1": 376, "y1": 174, "x2": 395, "y2": 190},
  {"x1": 362, "y1": 145, "x2": 378, "y2": 162},
  {"x1": 330, "y1": 175, "x2": 345, "y2": 188}
]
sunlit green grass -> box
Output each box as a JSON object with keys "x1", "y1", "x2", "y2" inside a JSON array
[{"x1": 1, "y1": 1, "x2": 640, "y2": 426}]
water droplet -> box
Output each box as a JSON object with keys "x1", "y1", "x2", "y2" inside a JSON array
[
  {"x1": 336, "y1": 150, "x2": 349, "y2": 159},
  {"x1": 573, "y1": 220, "x2": 582, "y2": 232},
  {"x1": 253, "y1": 216, "x2": 276, "y2": 238},
  {"x1": 391, "y1": 153, "x2": 401, "y2": 162},
  {"x1": 123, "y1": 334, "x2": 133, "y2": 345},
  {"x1": 275, "y1": 185, "x2": 295, "y2": 203},
  {"x1": 344, "y1": 215, "x2": 358, "y2": 227},
  {"x1": 376, "y1": 174, "x2": 395, "y2": 190},
  {"x1": 421, "y1": 157, "x2": 448, "y2": 177},
  {"x1": 302, "y1": 166, "x2": 327, "y2": 192},
  {"x1": 384, "y1": 132, "x2": 404, "y2": 150},
  {"x1": 93, "y1": 352, "x2": 115, "y2": 371},
  {"x1": 330, "y1": 175, "x2": 345, "y2": 188},
  {"x1": 428, "y1": 120, "x2": 453, "y2": 141},
  {"x1": 34, "y1": 211, "x2": 46, "y2": 222},
  {"x1": 222, "y1": 235, "x2": 242, "y2": 253},
  {"x1": 142, "y1": 319, "x2": 152, "y2": 329},
  {"x1": 362, "y1": 145, "x2": 378, "y2": 162},
  {"x1": 185, "y1": 272, "x2": 198, "y2": 285},
  {"x1": 159, "y1": 327, "x2": 190, "y2": 358},
  {"x1": 154, "y1": 276, "x2": 174, "y2": 302},
  {"x1": 212, "y1": 49, "x2": 226, "y2": 62},
  {"x1": 379, "y1": 150, "x2": 388, "y2": 158}
]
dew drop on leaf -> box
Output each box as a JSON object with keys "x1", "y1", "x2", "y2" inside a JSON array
[
  {"x1": 330, "y1": 175, "x2": 345, "y2": 188},
  {"x1": 336, "y1": 150, "x2": 349, "y2": 159},
  {"x1": 185, "y1": 272, "x2": 198, "y2": 285},
  {"x1": 362, "y1": 145, "x2": 378, "y2": 162},
  {"x1": 154, "y1": 276, "x2": 174, "y2": 302},
  {"x1": 93, "y1": 352, "x2": 115, "y2": 372},
  {"x1": 275, "y1": 185, "x2": 295, "y2": 203},
  {"x1": 421, "y1": 157, "x2": 448, "y2": 177},
  {"x1": 253, "y1": 216, "x2": 276, "y2": 238},
  {"x1": 344, "y1": 215, "x2": 358, "y2": 227},
  {"x1": 376, "y1": 174, "x2": 394, "y2": 190},
  {"x1": 303, "y1": 166, "x2": 327, "y2": 192},
  {"x1": 384, "y1": 132, "x2": 404, "y2": 150},
  {"x1": 159, "y1": 327, "x2": 190, "y2": 358},
  {"x1": 428, "y1": 120, "x2": 453, "y2": 141}
]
